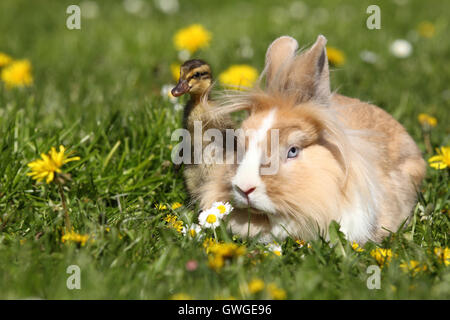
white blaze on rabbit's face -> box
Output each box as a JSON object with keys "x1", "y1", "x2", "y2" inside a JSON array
[{"x1": 231, "y1": 109, "x2": 278, "y2": 213}]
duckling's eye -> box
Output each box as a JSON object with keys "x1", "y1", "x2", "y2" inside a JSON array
[
  {"x1": 287, "y1": 146, "x2": 299, "y2": 159},
  {"x1": 193, "y1": 72, "x2": 201, "y2": 78}
]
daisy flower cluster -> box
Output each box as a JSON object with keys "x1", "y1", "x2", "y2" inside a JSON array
[
  {"x1": 160, "y1": 201, "x2": 233, "y2": 240},
  {"x1": 266, "y1": 242, "x2": 283, "y2": 256},
  {"x1": 198, "y1": 201, "x2": 233, "y2": 229}
]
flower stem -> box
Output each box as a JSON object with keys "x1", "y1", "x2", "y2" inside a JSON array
[
  {"x1": 57, "y1": 180, "x2": 71, "y2": 231},
  {"x1": 424, "y1": 132, "x2": 432, "y2": 155}
]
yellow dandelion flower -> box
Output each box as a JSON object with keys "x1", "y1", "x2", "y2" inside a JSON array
[
  {"x1": 203, "y1": 237, "x2": 217, "y2": 253},
  {"x1": 173, "y1": 24, "x2": 211, "y2": 54},
  {"x1": 417, "y1": 21, "x2": 435, "y2": 38},
  {"x1": 219, "y1": 65, "x2": 258, "y2": 90},
  {"x1": 170, "y1": 63, "x2": 181, "y2": 82},
  {"x1": 400, "y1": 260, "x2": 427, "y2": 275},
  {"x1": 208, "y1": 254, "x2": 225, "y2": 270},
  {"x1": 163, "y1": 214, "x2": 183, "y2": 233},
  {"x1": 170, "y1": 293, "x2": 193, "y2": 300},
  {"x1": 207, "y1": 242, "x2": 246, "y2": 271},
  {"x1": 434, "y1": 247, "x2": 449, "y2": 266},
  {"x1": 295, "y1": 239, "x2": 312, "y2": 248},
  {"x1": 156, "y1": 203, "x2": 167, "y2": 210},
  {"x1": 171, "y1": 202, "x2": 182, "y2": 210},
  {"x1": 61, "y1": 230, "x2": 90, "y2": 246},
  {"x1": 370, "y1": 248, "x2": 394, "y2": 266},
  {"x1": 214, "y1": 295, "x2": 236, "y2": 300},
  {"x1": 248, "y1": 278, "x2": 265, "y2": 294},
  {"x1": 27, "y1": 145, "x2": 80, "y2": 184},
  {"x1": 209, "y1": 242, "x2": 246, "y2": 258},
  {"x1": 0, "y1": 52, "x2": 12, "y2": 68},
  {"x1": 267, "y1": 283, "x2": 287, "y2": 300},
  {"x1": 1, "y1": 59, "x2": 33, "y2": 88},
  {"x1": 418, "y1": 113, "x2": 437, "y2": 128},
  {"x1": 428, "y1": 146, "x2": 450, "y2": 170},
  {"x1": 351, "y1": 242, "x2": 364, "y2": 252},
  {"x1": 326, "y1": 47, "x2": 345, "y2": 67}
]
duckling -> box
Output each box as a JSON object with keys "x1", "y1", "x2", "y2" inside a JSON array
[{"x1": 172, "y1": 59, "x2": 234, "y2": 199}]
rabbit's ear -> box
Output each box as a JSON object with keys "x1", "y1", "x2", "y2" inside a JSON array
[
  {"x1": 289, "y1": 35, "x2": 331, "y2": 105},
  {"x1": 264, "y1": 36, "x2": 299, "y2": 88}
]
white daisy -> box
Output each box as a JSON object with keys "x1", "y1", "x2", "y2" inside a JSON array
[
  {"x1": 181, "y1": 223, "x2": 202, "y2": 238},
  {"x1": 389, "y1": 39, "x2": 412, "y2": 58},
  {"x1": 289, "y1": 1, "x2": 308, "y2": 20},
  {"x1": 198, "y1": 207, "x2": 221, "y2": 229},
  {"x1": 173, "y1": 103, "x2": 183, "y2": 111},
  {"x1": 154, "y1": 0, "x2": 179, "y2": 15},
  {"x1": 123, "y1": 0, "x2": 144, "y2": 14},
  {"x1": 160, "y1": 84, "x2": 178, "y2": 103},
  {"x1": 212, "y1": 201, "x2": 233, "y2": 217},
  {"x1": 360, "y1": 50, "x2": 378, "y2": 64},
  {"x1": 80, "y1": 1, "x2": 99, "y2": 19},
  {"x1": 267, "y1": 243, "x2": 282, "y2": 256},
  {"x1": 177, "y1": 50, "x2": 191, "y2": 62}
]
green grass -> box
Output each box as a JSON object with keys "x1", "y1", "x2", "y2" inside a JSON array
[{"x1": 0, "y1": 0, "x2": 448, "y2": 299}]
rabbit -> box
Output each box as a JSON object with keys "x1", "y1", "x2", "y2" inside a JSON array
[{"x1": 197, "y1": 35, "x2": 426, "y2": 244}]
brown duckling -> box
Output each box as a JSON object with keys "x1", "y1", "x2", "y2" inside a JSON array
[{"x1": 172, "y1": 59, "x2": 234, "y2": 200}]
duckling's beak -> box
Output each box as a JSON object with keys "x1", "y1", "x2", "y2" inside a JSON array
[{"x1": 171, "y1": 79, "x2": 190, "y2": 97}]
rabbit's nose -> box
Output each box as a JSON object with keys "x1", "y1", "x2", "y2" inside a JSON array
[{"x1": 235, "y1": 185, "x2": 256, "y2": 198}]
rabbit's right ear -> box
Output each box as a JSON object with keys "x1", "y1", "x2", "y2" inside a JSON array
[
  {"x1": 264, "y1": 36, "x2": 299, "y2": 88},
  {"x1": 288, "y1": 35, "x2": 331, "y2": 105}
]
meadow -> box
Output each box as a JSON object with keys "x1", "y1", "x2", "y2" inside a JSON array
[{"x1": 0, "y1": 0, "x2": 448, "y2": 299}]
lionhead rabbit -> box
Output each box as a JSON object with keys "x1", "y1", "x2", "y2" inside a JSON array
[{"x1": 199, "y1": 35, "x2": 426, "y2": 243}]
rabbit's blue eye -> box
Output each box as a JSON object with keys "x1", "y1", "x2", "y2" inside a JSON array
[{"x1": 287, "y1": 146, "x2": 299, "y2": 159}]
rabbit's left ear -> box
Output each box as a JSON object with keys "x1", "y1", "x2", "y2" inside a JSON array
[
  {"x1": 264, "y1": 36, "x2": 299, "y2": 89},
  {"x1": 289, "y1": 35, "x2": 331, "y2": 105}
]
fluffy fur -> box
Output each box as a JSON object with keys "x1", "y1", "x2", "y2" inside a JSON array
[{"x1": 198, "y1": 35, "x2": 426, "y2": 243}]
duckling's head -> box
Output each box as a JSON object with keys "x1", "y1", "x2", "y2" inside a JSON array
[{"x1": 171, "y1": 59, "x2": 212, "y2": 98}]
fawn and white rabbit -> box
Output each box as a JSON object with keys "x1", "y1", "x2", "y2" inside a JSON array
[{"x1": 197, "y1": 35, "x2": 426, "y2": 243}]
